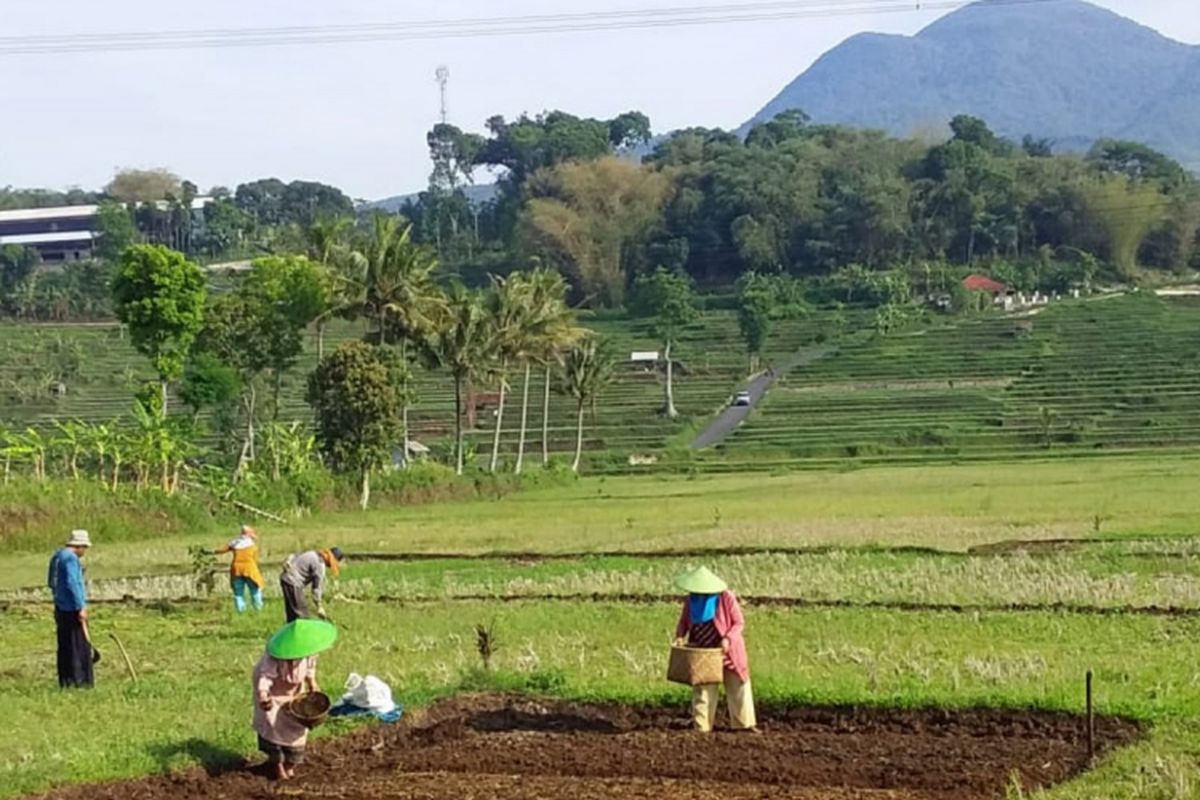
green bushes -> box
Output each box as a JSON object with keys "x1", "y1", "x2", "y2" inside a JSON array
[{"x1": 0, "y1": 478, "x2": 221, "y2": 552}]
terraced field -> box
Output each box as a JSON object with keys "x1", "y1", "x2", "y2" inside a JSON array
[
  {"x1": 0, "y1": 310, "x2": 835, "y2": 470},
  {"x1": 5, "y1": 293, "x2": 1197, "y2": 474},
  {"x1": 715, "y1": 293, "x2": 1200, "y2": 470}
]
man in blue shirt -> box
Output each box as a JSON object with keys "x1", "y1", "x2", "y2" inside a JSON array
[{"x1": 47, "y1": 529, "x2": 93, "y2": 688}]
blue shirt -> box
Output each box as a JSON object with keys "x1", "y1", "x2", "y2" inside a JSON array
[{"x1": 47, "y1": 548, "x2": 87, "y2": 611}]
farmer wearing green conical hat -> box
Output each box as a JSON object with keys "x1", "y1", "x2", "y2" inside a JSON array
[
  {"x1": 252, "y1": 619, "x2": 338, "y2": 781},
  {"x1": 673, "y1": 566, "x2": 757, "y2": 733}
]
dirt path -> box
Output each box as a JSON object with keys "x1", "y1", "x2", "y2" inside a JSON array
[{"x1": 27, "y1": 694, "x2": 1139, "y2": 800}]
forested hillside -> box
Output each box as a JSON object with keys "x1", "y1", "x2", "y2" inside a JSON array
[{"x1": 746, "y1": 0, "x2": 1200, "y2": 170}]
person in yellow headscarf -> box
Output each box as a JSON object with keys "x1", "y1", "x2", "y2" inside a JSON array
[{"x1": 213, "y1": 525, "x2": 265, "y2": 613}]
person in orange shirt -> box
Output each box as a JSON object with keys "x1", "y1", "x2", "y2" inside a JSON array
[{"x1": 214, "y1": 525, "x2": 265, "y2": 612}]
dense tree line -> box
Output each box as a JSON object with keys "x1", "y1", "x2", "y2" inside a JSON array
[
  {"x1": 3, "y1": 110, "x2": 1197, "y2": 325},
  {"x1": 403, "y1": 109, "x2": 1200, "y2": 304}
]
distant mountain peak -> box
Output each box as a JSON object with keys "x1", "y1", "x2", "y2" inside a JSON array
[{"x1": 746, "y1": 0, "x2": 1200, "y2": 169}]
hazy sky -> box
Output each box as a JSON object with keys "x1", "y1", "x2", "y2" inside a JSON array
[{"x1": 2, "y1": 1, "x2": 1197, "y2": 200}]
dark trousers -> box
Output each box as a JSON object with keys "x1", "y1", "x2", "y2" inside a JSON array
[
  {"x1": 280, "y1": 580, "x2": 310, "y2": 623},
  {"x1": 258, "y1": 734, "x2": 305, "y2": 766},
  {"x1": 55, "y1": 610, "x2": 93, "y2": 688}
]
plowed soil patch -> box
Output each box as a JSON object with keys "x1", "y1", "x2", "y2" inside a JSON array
[{"x1": 28, "y1": 694, "x2": 1140, "y2": 800}]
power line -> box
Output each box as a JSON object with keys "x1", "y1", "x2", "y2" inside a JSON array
[{"x1": 0, "y1": 0, "x2": 1060, "y2": 56}]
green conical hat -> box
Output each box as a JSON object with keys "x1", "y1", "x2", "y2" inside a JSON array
[
  {"x1": 675, "y1": 566, "x2": 727, "y2": 595},
  {"x1": 267, "y1": 619, "x2": 339, "y2": 660}
]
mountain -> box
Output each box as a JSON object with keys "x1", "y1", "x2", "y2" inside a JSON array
[
  {"x1": 745, "y1": 0, "x2": 1200, "y2": 169},
  {"x1": 361, "y1": 182, "x2": 499, "y2": 214}
]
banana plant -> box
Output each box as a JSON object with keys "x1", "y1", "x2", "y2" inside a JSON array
[
  {"x1": 53, "y1": 420, "x2": 86, "y2": 480},
  {"x1": 10, "y1": 428, "x2": 49, "y2": 481},
  {"x1": 0, "y1": 424, "x2": 13, "y2": 484},
  {"x1": 86, "y1": 422, "x2": 112, "y2": 486}
]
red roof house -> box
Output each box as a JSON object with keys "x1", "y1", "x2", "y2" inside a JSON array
[{"x1": 962, "y1": 274, "x2": 1009, "y2": 294}]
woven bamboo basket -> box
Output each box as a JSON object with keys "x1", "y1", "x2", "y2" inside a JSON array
[
  {"x1": 666, "y1": 645, "x2": 724, "y2": 686},
  {"x1": 285, "y1": 691, "x2": 331, "y2": 729}
]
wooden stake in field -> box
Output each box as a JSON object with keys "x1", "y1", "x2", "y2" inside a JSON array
[{"x1": 1085, "y1": 670, "x2": 1095, "y2": 763}]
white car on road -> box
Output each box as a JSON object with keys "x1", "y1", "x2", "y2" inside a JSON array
[{"x1": 731, "y1": 391, "x2": 752, "y2": 407}]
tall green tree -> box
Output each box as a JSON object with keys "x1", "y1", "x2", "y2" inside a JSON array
[
  {"x1": 629, "y1": 267, "x2": 698, "y2": 419},
  {"x1": 95, "y1": 202, "x2": 136, "y2": 262},
  {"x1": 1082, "y1": 176, "x2": 1168, "y2": 279},
  {"x1": 558, "y1": 337, "x2": 616, "y2": 472},
  {"x1": 242, "y1": 255, "x2": 328, "y2": 419},
  {"x1": 522, "y1": 156, "x2": 671, "y2": 306},
  {"x1": 307, "y1": 341, "x2": 407, "y2": 510},
  {"x1": 110, "y1": 244, "x2": 207, "y2": 413},
  {"x1": 0, "y1": 245, "x2": 38, "y2": 314},
  {"x1": 735, "y1": 273, "x2": 774, "y2": 373}
]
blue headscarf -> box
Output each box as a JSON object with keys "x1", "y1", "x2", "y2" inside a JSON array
[{"x1": 688, "y1": 593, "x2": 718, "y2": 623}]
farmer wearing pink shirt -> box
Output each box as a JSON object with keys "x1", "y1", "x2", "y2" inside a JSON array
[
  {"x1": 252, "y1": 619, "x2": 338, "y2": 780},
  {"x1": 674, "y1": 566, "x2": 757, "y2": 733}
]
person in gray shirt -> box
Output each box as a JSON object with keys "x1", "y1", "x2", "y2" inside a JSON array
[{"x1": 279, "y1": 547, "x2": 343, "y2": 623}]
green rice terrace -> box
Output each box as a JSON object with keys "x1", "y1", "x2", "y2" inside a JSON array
[
  {"x1": 714, "y1": 292, "x2": 1200, "y2": 471},
  {"x1": 3, "y1": 292, "x2": 1199, "y2": 474}
]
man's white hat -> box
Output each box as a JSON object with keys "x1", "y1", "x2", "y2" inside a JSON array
[{"x1": 65, "y1": 529, "x2": 92, "y2": 548}]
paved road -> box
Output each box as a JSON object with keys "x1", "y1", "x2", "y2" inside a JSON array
[{"x1": 690, "y1": 346, "x2": 834, "y2": 450}]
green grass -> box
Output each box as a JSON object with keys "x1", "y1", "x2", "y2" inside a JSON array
[
  {"x1": 2, "y1": 457, "x2": 1200, "y2": 796},
  {"x1": 2, "y1": 598, "x2": 1199, "y2": 798},
  {"x1": 4, "y1": 455, "x2": 1200, "y2": 591}
]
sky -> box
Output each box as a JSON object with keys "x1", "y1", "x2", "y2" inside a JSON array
[{"x1": 2, "y1": 0, "x2": 1197, "y2": 201}]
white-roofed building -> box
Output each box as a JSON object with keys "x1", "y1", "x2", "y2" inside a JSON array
[{"x1": 0, "y1": 198, "x2": 213, "y2": 263}]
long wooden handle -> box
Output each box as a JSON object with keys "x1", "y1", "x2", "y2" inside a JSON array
[{"x1": 109, "y1": 632, "x2": 139, "y2": 682}]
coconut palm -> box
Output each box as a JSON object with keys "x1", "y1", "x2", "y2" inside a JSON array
[
  {"x1": 513, "y1": 270, "x2": 582, "y2": 474},
  {"x1": 424, "y1": 283, "x2": 492, "y2": 475},
  {"x1": 482, "y1": 274, "x2": 528, "y2": 473},
  {"x1": 344, "y1": 214, "x2": 444, "y2": 464},
  {"x1": 559, "y1": 337, "x2": 617, "y2": 473},
  {"x1": 304, "y1": 215, "x2": 359, "y2": 360}
]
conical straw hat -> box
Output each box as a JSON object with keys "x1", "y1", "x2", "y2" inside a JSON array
[{"x1": 674, "y1": 566, "x2": 727, "y2": 595}]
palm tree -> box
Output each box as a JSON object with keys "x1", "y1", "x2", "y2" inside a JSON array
[
  {"x1": 345, "y1": 214, "x2": 443, "y2": 465},
  {"x1": 513, "y1": 270, "x2": 582, "y2": 474},
  {"x1": 304, "y1": 215, "x2": 358, "y2": 360},
  {"x1": 483, "y1": 274, "x2": 529, "y2": 473},
  {"x1": 559, "y1": 337, "x2": 616, "y2": 473},
  {"x1": 424, "y1": 283, "x2": 492, "y2": 475}
]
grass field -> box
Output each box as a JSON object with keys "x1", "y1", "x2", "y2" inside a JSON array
[{"x1": 3, "y1": 456, "x2": 1200, "y2": 799}]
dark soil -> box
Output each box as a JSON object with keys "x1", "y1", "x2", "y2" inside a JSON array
[{"x1": 27, "y1": 694, "x2": 1140, "y2": 800}]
